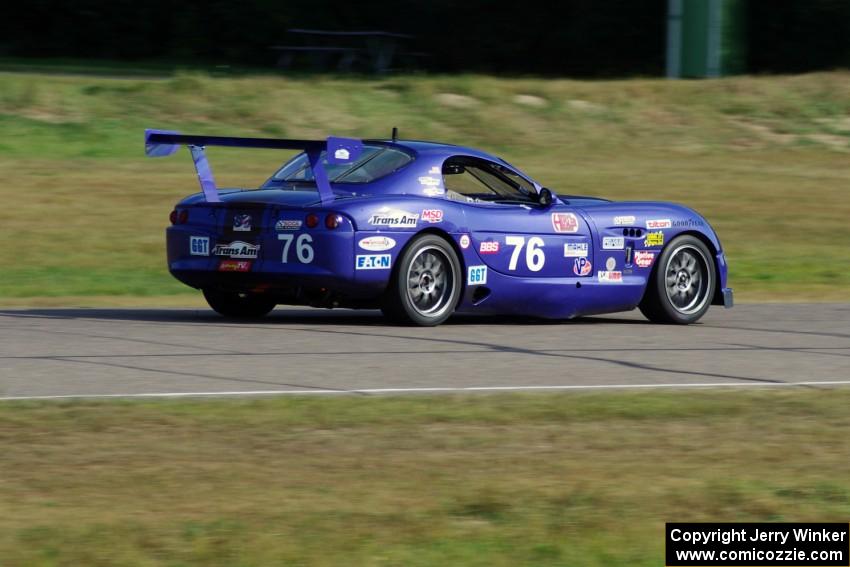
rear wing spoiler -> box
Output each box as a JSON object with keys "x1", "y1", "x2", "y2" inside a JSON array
[{"x1": 144, "y1": 129, "x2": 363, "y2": 204}]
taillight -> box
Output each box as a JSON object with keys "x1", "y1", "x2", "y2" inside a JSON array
[
  {"x1": 325, "y1": 213, "x2": 341, "y2": 229},
  {"x1": 169, "y1": 210, "x2": 178, "y2": 224},
  {"x1": 178, "y1": 210, "x2": 189, "y2": 224},
  {"x1": 305, "y1": 213, "x2": 319, "y2": 228}
]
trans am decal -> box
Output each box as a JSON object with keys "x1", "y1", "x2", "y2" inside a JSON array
[
  {"x1": 213, "y1": 241, "x2": 259, "y2": 259},
  {"x1": 368, "y1": 208, "x2": 419, "y2": 227}
]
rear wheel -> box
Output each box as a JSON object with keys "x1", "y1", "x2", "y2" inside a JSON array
[
  {"x1": 639, "y1": 235, "x2": 715, "y2": 324},
  {"x1": 382, "y1": 234, "x2": 462, "y2": 326},
  {"x1": 203, "y1": 289, "x2": 276, "y2": 319}
]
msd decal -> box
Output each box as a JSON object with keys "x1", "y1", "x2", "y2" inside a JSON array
[
  {"x1": 233, "y1": 214, "x2": 252, "y2": 231},
  {"x1": 573, "y1": 257, "x2": 592, "y2": 276},
  {"x1": 213, "y1": 241, "x2": 259, "y2": 259},
  {"x1": 368, "y1": 208, "x2": 419, "y2": 227},
  {"x1": 358, "y1": 236, "x2": 397, "y2": 252},
  {"x1": 479, "y1": 241, "x2": 500, "y2": 254},
  {"x1": 551, "y1": 212, "x2": 579, "y2": 233},
  {"x1": 421, "y1": 209, "x2": 444, "y2": 223},
  {"x1": 634, "y1": 250, "x2": 655, "y2": 268},
  {"x1": 646, "y1": 218, "x2": 672, "y2": 229}
]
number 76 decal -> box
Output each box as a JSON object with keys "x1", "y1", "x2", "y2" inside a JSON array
[
  {"x1": 505, "y1": 236, "x2": 545, "y2": 272},
  {"x1": 278, "y1": 233, "x2": 314, "y2": 263}
]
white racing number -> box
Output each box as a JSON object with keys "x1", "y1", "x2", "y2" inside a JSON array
[
  {"x1": 504, "y1": 236, "x2": 545, "y2": 272},
  {"x1": 278, "y1": 233, "x2": 314, "y2": 264}
]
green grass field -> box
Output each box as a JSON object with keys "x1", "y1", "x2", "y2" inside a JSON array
[
  {"x1": 1, "y1": 390, "x2": 849, "y2": 566},
  {"x1": 1, "y1": 69, "x2": 850, "y2": 303}
]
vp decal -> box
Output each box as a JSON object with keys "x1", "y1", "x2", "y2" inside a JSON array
[{"x1": 573, "y1": 257, "x2": 592, "y2": 276}]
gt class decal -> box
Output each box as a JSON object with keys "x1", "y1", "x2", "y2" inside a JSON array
[
  {"x1": 190, "y1": 236, "x2": 209, "y2": 256},
  {"x1": 368, "y1": 208, "x2": 419, "y2": 227},
  {"x1": 213, "y1": 241, "x2": 259, "y2": 259},
  {"x1": 633, "y1": 250, "x2": 655, "y2": 268},
  {"x1": 358, "y1": 236, "x2": 397, "y2": 252},
  {"x1": 356, "y1": 254, "x2": 391, "y2": 270},
  {"x1": 573, "y1": 257, "x2": 592, "y2": 276},
  {"x1": 646, "y1": 218, "x2": 672, "y2": 229},
  {"x1": 551, "y1": 212, "x2": 579, "y2": 233},
  {"x1": 467, "y1": 265, "x2": 488, "y2": 285}
]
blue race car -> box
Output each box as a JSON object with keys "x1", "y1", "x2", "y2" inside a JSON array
[{"x1": 146, "y1": 130, "x2": 733, "y2": 326}]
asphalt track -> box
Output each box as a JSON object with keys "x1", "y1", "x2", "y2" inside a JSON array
[{"x1": 1, "y1": 304, "x2": 849, "y2": 400}]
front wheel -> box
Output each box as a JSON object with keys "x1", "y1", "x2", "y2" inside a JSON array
[
  {"x1": 203, "y1": 289, "x2": 276, "y2": 319},
  {"x1": 382, "y1": 234, "x2": 462, "y2": 326},
  {"x1": 639, "y1": 235, "x2": 715, "y2": 324}
]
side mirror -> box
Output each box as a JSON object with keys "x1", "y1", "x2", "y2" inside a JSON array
[{"x1": 538, "y1": 187, "x2": 554, "y2": 207}]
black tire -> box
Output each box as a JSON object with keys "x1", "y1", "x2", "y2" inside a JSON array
[
  {"x1": 381, "y1": 234, "x2": 462, "y2": 326},
  {"x1": 639, "y1": 235, "x2": 716, "y2": 324},
  {"x1": 202, "y1": 289, "x2": 276, "y2": 319}
]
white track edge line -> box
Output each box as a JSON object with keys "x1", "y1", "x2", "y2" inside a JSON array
[{"x1": 2, "y1": 380, "x2": 850, "y2": 401}]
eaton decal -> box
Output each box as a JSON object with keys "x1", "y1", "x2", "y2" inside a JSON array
[
  {"x1": 597, "y1": 270, "x2": 623, "y2": 283},
  {"x1": 368, "y1": 208, "x2": 419, "y2": 227},
  {"x1": 467, "y1": 265, "x2": 488, "y2": 285},
  {"x1": 634, "y1": 250, "x2": 655, "y2": 268},
  {"x1": 602, "y1": 236, "x2": 624, "y2": 250},
  {"x1": 355, "y1": 254, "x2": 392, "y2": 270},
  {"x1": 646, "y1": 218, "x2": 672, "y2": 229},
  {"x1": 189, "y1": 236, "x2": 209, "y2": 256},
  {"x1": 213, "y1": 241, "x2": 259, "y2": 259},
  {"x1": 479, "y1": 241, "x2": 500, "y2": 254},
  {"x1": 421, "y1": 209, "x2": 444, "y2": 223},
  {"x1": 358, "y1": 236, "x2": 397, "y2": 252},
  {"x1": 551, "y1": 212, "x2": 579, "y2": 233},
  {"x1": 233, "y1": 214, "x2": 252, "y2": 231},
  {"x1": 563, "y1": 242, "x2": 589, "y2": 257},
  {"x1": 573, "y1": 257, "x2": 592, "y2": 276}
]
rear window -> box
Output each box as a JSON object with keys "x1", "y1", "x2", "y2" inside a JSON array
[{"x1": 266, "y1": 145, "x2": 413, "y2": 186}]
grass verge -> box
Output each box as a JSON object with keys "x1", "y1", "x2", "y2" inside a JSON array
[
  {"x1": 1, "y1": 69, "x2": 850, "y2": 302},
  {"x1": 2, "y1": 390, "x2": 849, "y2": 566}
]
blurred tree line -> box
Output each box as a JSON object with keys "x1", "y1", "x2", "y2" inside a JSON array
[{"x1": 2, "y1": 0, "x2": 848, "y2": 75}]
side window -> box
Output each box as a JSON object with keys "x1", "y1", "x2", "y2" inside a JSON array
[{"x1": 442, "y1": 157, "x2": 537, "y2": 204}]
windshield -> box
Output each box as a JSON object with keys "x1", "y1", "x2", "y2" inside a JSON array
[{"x1": 263, "y1": 145, "x2": 413, "y2": 188}]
